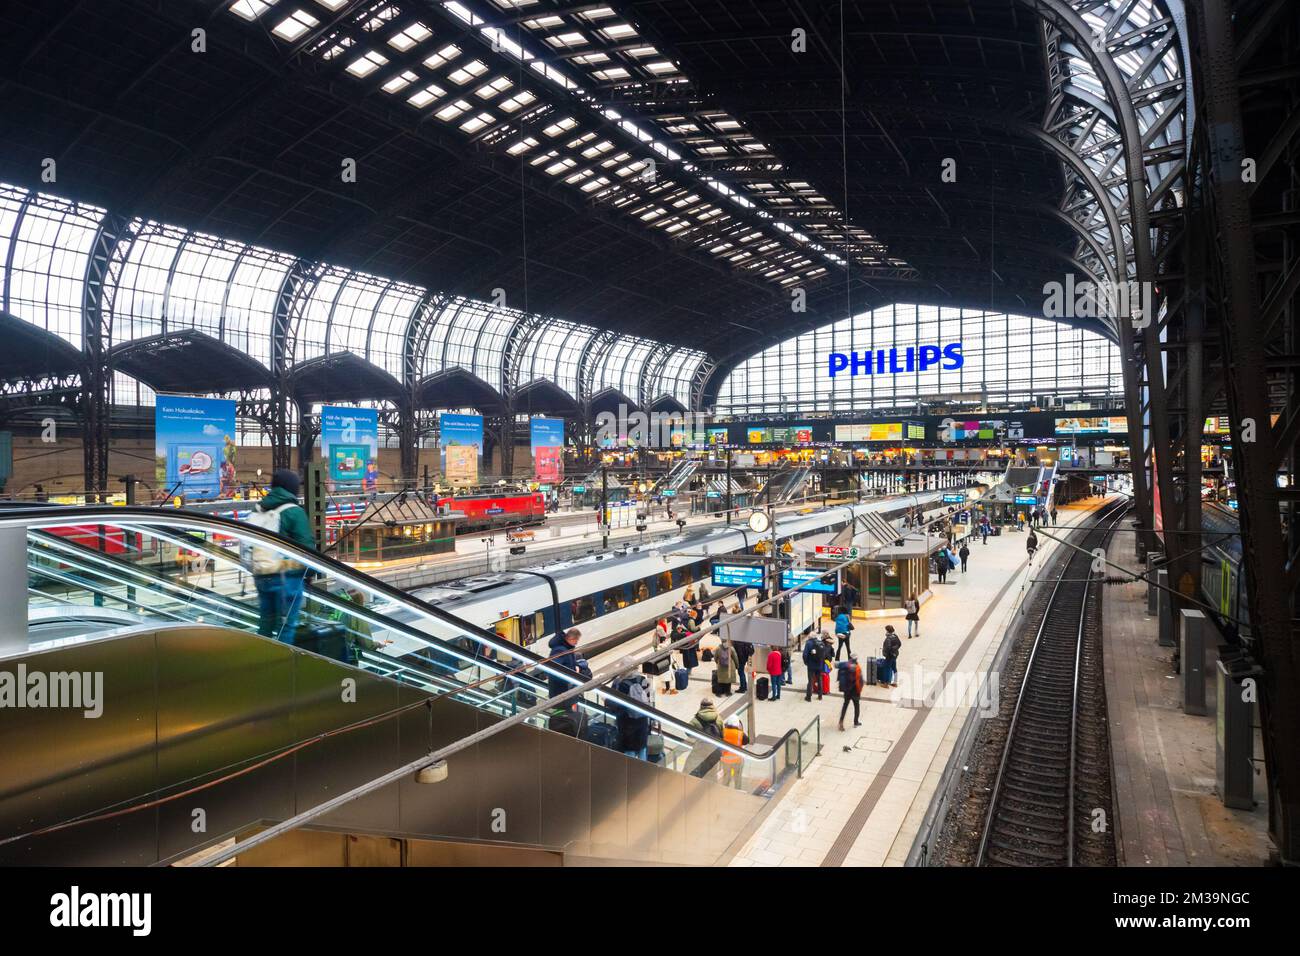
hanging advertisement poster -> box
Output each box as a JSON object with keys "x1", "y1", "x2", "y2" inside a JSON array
[
  {"x1": 321, "y1": 405, "x2": 379, "y2": 490},
  {"x1": 440, "y1": 413, "x2": 483, "y2": 486},
  {"x1": 707, "y1": 427, "x2": 730, "y2": 445},
  {"x1": 155, "y1": 395, "x2": 237, "y2": 501},
  {"x1": 530, "y1": 417, "x2": 565, "y2": 482}
]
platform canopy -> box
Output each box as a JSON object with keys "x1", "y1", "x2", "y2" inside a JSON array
[
  {"x1": 0, "y1": 311, "x2": 82, "y2": 383},
  {"x1": 108, "y1": 331, "x2": 272, "y2": 395},
  {"x1": 514, "y1": 379, "x2": 580, "y2": 417},
  {"x1": 416, "y1": 368, "x2": 504, "y2": 413},
  {"x1": 288, "y1": 352, "x2": 403, "y2": 405}
]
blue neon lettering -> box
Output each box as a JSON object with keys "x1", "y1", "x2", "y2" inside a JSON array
[
  {"x1": 942, "y1": 342, "x2": 964, "y2": 369},
  {"x1": 919, "y1": 345, "x2": 940, "y2": 370},
  {"x1": 828, "y1": 352, "x2": 849, "y2": 377},
  {"x1": 888, "y1": 348, "x2": 905, "y2": 373},
  {"x1": 851, "y1": 351, "x2": 873, "y2": 375}
]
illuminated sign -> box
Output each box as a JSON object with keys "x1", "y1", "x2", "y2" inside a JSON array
[
  {"x1": 781, "y1": 568, "x2": 839, "y2": 594},
  {"x1": 907, "y1": 423, "x2": 926, "y2": 440},
  {"x1": 828, "y1": 343, "x2": 963, "y2": 377},
  {"x1": 661, "y1": 489, "x2": 678, "y2": 497},
  {"x1": 1014, "y1": 495, "x2": 1039, "y2": 505},
  {"x1": 711, "y1": 563, "x2": 766, "y2": 589},
  {"x1": 942, "y1": 493, "x2": 966, "y2": 503},
  {"x1": 1055, "y1": 416, "x2": 1128, "y2": 435},
  {"x1": 814, "y1": 544, "x2": 862, "y2": 559},
  {"x1": 747, "y1": 428, "x2": 771, "y2": 444}
]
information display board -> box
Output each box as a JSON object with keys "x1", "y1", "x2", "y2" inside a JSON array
[
  {"x1": 1014, "y1": 494, "x2": 1039, "y2": 505},
  {"x1": 781, "y1": 568, "x2": 839, "y2": 594},
  {"x1": 711, "y1": 563, "x2": 766, "y2": 589}
]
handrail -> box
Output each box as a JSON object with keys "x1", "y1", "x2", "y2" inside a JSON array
[{"x1": 7, "y1": 504, "x2": 815, "y2": 762}]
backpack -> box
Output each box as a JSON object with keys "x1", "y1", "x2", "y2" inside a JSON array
[
  {"x1": 698, "y1": 716, "x2": 723, "y2": 739},
  {"x1": 246, "y1": 503, "x2": 295, "y2": 575},
  {"x1": 616, "y1": 676, "x2": 650, "y2": 709},
  {"x1": 838, "y1": 663, "x2": 859, "y2": 693}
]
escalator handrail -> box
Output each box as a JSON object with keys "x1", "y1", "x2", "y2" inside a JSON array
[{"x1": 7, "y1": 506, "x2": 804, "y2": 763}]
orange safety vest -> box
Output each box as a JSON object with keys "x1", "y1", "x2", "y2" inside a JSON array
[{"x1": 721, "y1": 725, "x2": 744, "y2": 764}]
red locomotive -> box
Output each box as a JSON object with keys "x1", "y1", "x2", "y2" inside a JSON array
[{"x1": 436, "y1": 492, "x2": 547, "y2": 532}]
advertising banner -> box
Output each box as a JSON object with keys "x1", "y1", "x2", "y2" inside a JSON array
[
  {"x1": 155, "y1": 395, "x2": 237, "y2": 501},
  {"x1": 1054, "y1": 416, "x2": 1128, "y2": 435},
  {"x1": 321, "y1": 405, "x2": 379, "y2": 491},
  {"x1": 530, "y1": 417, "x2": 565, "y2": 482},
  {"x1": 440, "y1": 413, "x2": 484, "y2": 486},
  {"x1": 707, "y1": 427, "x2": 730, "y2": 445}
]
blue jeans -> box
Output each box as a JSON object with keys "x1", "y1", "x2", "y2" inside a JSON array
[
  {"x1": 255, "y1": 571, "x2": 306, "y2": 641},
  {"x1": 770, "y1": 674, "x2": 783, "y2": 699},
  {"x1": 624, "y1": 747, "x2": 648, "y2": 761},
  {"x1": 738, "y1": 667, "x2": 748, "y2": 692}
]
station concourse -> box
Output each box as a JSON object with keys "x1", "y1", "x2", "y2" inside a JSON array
[{"x1": 0, "y1": 0, "x2": 1295, "y2": 905}]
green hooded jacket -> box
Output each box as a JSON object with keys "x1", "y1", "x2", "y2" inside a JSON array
[{"x1": 256, "y1": 485, "x2": 316, "y2": 552}]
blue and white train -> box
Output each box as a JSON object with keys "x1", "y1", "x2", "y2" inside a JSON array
[{"x1": 410, "y1": 490, "x2": 966, "y2": 656}]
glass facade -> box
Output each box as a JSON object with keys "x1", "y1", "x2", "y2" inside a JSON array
[
  {"x1": 0, "y1": 180, "x2": 707, "y2": 412},
  {"x1": 715, "y1": 303, "x2": 1120, "y2": 416}
]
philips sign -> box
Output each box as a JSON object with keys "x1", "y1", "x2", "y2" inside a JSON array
[{"x1": 828, "y1": 343, "x2": 963, "y2": 378}]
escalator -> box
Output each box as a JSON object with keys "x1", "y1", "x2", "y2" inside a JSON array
[{"x1": 3, "y1": 506, "x2": 820, "y2": 865}]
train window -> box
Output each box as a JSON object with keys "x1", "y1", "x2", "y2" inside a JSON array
[
  {"x1": 572, "y1": 597, "x2": 595, "y2": 623},
  {"x1": 633, "y1": 580, "x2": 649, "y2": 604},
  {"x1": 602, "y1": 588, "x2": 625, "y2": 613},
  {"x1": 657, "y1": 571, "x2": 672, "y2": 593},
  {"x1": 682, "y1": 566, "x2": 694, "y2": 586},
  {"x1": 557, "y1": 602, "x2": 573, "y2": 631}
]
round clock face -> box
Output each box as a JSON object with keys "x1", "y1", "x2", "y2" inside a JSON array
[{"x1": 748, "y1": 510, "x2": 771, "y2": 534}]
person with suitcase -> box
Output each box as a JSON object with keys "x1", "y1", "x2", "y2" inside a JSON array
[
  {"x1": 766, "y1": 646, "x2": 785, "y2": 700},
  {"x1": 546, "y1": 628, "x2": 586, "y2": 702},
  {"x1": 882, "y1": 626, "x2": 902, "y2": 689},
  {"x1": 837, "y1": 654, "x2": 864, "y2": 731},
  {"x1": 803, "y1": 631, "x2": 827, "y2": 701},
  {"x1": 613, "y1": 673, "x2": 652, "y2": 760}
]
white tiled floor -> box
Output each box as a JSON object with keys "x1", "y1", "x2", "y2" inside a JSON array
[{"x1": 726, "y1": 495, "x2": 1115, "y2": 867}]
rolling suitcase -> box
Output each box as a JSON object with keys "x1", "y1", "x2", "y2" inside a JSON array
[
  {"x1": 711, "y1": 669, "x2": 723, "y2": 696},
  {"x1": 547, "y1": 709, "x2": 580, "y2": 737},
  {"x1": 756, "y1": 676, "x2": 770, "y2": 700},
  {"x1": 821, "y1": 671, "x2": 830, "y2": 695},
  {"x1": 580, "y1": 719, "x2": 620, "y2": 751},
  {"x1": 674, "y1": 667, "x2": 690, "y2": 691},
  {"x1": 864, "y1": 656, "x2": 878, "y2": 686}
]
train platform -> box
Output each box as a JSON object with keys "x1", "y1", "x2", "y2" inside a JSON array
[
  {"x1": 1101, "y1": 535, "x2": 1272, "y2": 866},
  {"x1": 718, "y1": 496, "x2": 1115, "y2": 867}
]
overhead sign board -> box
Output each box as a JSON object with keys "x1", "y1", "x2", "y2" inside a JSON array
[
  {"x1": 1014, "y1": 494, "x2": 1039, "y2": 505},
  {"x1": 711, "y1": 563, "x2": 766, "y2": 589},
  {"x1": 781, "y1": 568, "x2": 840, "y2": 594},
  {"x1": 942, "y1": 493, "x2": 966, "y2": 503},
  {"x1": 814, "y1": 545, "x2": 861, "y2": 560}
]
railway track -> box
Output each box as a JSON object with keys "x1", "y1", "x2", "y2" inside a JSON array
[{"x1": 976, "y1": 500, "x2": 1129, "y2": 867}]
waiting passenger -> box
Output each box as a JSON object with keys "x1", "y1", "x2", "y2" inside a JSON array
[
  {"x1": 766, "y1": 646, "x2": 785, "y2": 700},
  {"x1": 834, "y1": 609, "x2": 854, "y2": 660},
  {"x1": 959, "y1": 543, "x2": 970, "y2": 573},
  {"x1": 689, "y1": 698, "x2": 724, "y2": 738},
  {"x1": 803, "y1": 631, "x2": 827, "y2": 701},
  {"x1": 904, "y1": 593, "x2": 920, "y2": 638},
  {"x1": 613, "y1": 672, "x2": 652, "y2": 760},
  {"x1": 714, "y1": 638, "x2": 737, "y2": 696},
  {"x1": 881, "y1": 626, "x2": 902, "y2": 688},
  {"x1": 734, "y1": 638, "x2": 753, "y2": 694}
]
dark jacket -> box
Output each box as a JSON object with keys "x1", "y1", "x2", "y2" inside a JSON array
[
  {"x1": 803, "y1": 638, "x2": 826, "y2": 668},
  {"x1": 257, "y1": 485, "x2": 316, "y2": 552},
  {"x1": 547, "y1": 633, "x2": 582, "y2": 675},
  {"x1": 883, "y1": 632, "x2": 902, "y2": 660}
]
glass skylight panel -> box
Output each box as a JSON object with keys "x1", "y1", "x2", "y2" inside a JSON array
[
  {"x1": 599, "y1": 23, "x2": 637, "y2": 41},
  {"x1": 271, "y1": 8, "x2": 318, "y2": 41},
  {"x1": 580, "y1": 176, "x2": 609, "y2": 192},
  {"x1": 407, "y1": 82, "x2": 447, "y2": 108},
  {"x1": 423, "y1": 44, "x2": 460, "y2": 70},
  {"x1": 580, "y1": 6, "x2": 616, "y2": 19},
  {"x1": 314, "y1": 0, "x2": 348, "y2": 9},
  {"x1": 581, "y1": 140, "x2": 614, "y2": 159},
  {"x1": 644, "y1": 61, "x2": 676, "y2": 75},
  {"x1": 498, "y1": 91, "x2": 536, "y2": 112},
  {"x1": 447, "y1": 59, "x2": 488, "y2": 84},
  {"x1": 547, "y1": 32, "x2": 588, "y2": 48},
  {"x1": 524, "y1": 15, "x2": 564, "y2": 29},
  {"x1": 624, "y1": 45, "x2": 659, "y2": 58},
  {"x1": 544, "y1": 157, "x2": 576, "y2": 175},
  {"x1": 346, "y1": 49, "x2": 388, "y2": 77},
  {"x1": 460, "y1": 111, "x2": 496, "y2": 134},
  {"x1": 435, "y1": 99, "x2": 471, "y2": 120},
  {"x1": 362, "y1": 6, "x2": 400, "y2": 31},
  {"x1": 388, "y1": 22, "x2": 432, "y2": 51},
  {"x1": 320, "y1": 36, "x2": 355, "y2": 59},
  {"x1": 542, "y1": 117, "x2": 576, "y2": 136},
  {"x1": 506, "y1": 136, "x2": 538, "y2": 155},
  {"x1": 383, "y1": 69, "x2": 418, "y2": 93},
  {"x1": 571, "y1": 53, "x2": 610, "y2": 65},
  {"x1": 494, "y1": 0, "x2": 539, "y2": 8},
  {"x1": 592, "y1": 67, "x2": 630, "y2": 81},
  {"x1": 230, "y1": 0, "x2": 277, "y2": 20},
  {"x1": 474, "y1": 76, "x2": 513, "y2": 99}
]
